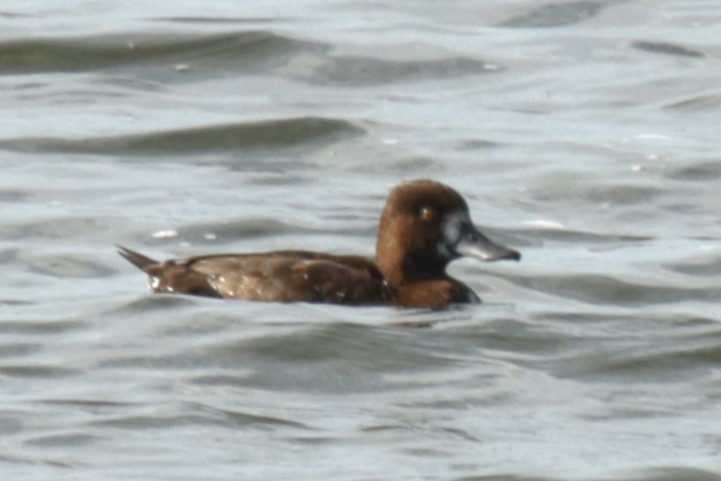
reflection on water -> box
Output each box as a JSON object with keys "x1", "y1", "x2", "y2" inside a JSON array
[{"x1": 2, "y1": 1, "x2": 721, "y2": 480}]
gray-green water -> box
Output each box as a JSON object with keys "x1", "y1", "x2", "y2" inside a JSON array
[{"x1": 2, "y1": 1, "x2": 721, "y2": 480}]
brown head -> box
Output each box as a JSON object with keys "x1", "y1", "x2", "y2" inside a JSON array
[{"x1": 375, "y1": 180, "x2": 520, "y2": 287}]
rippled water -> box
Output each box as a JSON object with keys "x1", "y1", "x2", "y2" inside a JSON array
[{"x1": 2, "y1": 1, "x2": 721, "y2": 480}]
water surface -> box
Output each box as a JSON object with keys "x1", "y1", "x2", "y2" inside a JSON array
[{"x1": 2, "y1": 1, "x2": 721, "y2": 480}]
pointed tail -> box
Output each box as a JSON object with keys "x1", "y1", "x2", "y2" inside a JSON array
[{"x1": 117, "y1": 245, "x2": 158, "y2": 272}]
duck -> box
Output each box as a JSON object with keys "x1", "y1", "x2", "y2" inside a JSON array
[{"x1": 118, "y1": 179, "x2": 520, "y2": 309}]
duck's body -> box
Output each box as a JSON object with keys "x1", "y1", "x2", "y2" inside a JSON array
[
  {"x1": 119, "y1": 180, "x2": 520, "y2": 309},
  {"x1": 118, "y1": 248, "x2": 390, "y2": 305}
]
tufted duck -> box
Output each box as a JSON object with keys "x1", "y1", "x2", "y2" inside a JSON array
[{"x1": 118, "y1": 180, "x2": 520, "y2": 309}]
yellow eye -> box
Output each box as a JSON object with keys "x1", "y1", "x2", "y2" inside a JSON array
[{"x1": 419, "y1": 206, "x2": 436, "y2": 222}]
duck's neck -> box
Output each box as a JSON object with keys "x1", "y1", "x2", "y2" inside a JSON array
[
  {"x1": 376, "y1": 247, "x2": 448, "y2": 287},
  {"x1": 403, "y1": 252, "x2": 448, "y2": 282}
]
